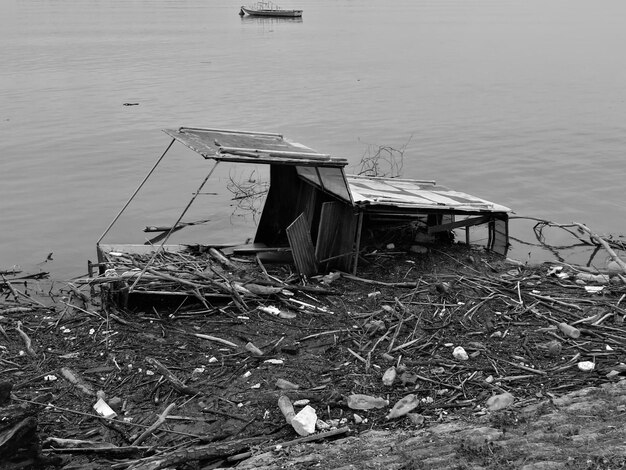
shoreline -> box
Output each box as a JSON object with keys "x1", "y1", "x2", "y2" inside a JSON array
[{"x1": 1, "y1": 236, "x2": 626, "y2": 468}]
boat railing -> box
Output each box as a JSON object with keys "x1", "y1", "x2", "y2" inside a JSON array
[{"x1": 253, "y1": 1, "x2": 280, "y2": 10}]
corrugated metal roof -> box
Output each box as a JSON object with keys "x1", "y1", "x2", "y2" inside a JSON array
[
  {"x1": 346, "y1": 175, "x2": 511, "y2": 213},
  {"x1": 162, "y1": 127, "x2": 510, "y2": 214},
  {"x1": 163, "y1": 127, "x2": 348, "y2": 167}
]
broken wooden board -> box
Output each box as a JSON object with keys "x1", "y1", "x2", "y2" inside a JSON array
[{"x1": 286, "y1": 213, "x2": 317, "y2": 277}]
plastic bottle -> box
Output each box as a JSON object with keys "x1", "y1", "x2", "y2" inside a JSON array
[
  {"x1": 386, "y1": 394, "x2": 418, "y2": 419},
  {"x1": 346, "y1": 394, "x2": 389, "y2": 410},
  {"x1": 557, "y1": 322, "x2": 580, "y2": 339}
]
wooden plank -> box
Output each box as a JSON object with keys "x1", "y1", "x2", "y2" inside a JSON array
[
  {"x1": 315, "y1": 202, "x2": 358, "y2": 272},
  {"x1": 428, "y1": 215, "x2": 492, "y2": 234},
  {"x1": 286, "y1": 213, "x2": 318, "y2": 277},
  {"x1": 352, "y1": 212, "x2": 363, "y2": 274},
  {"x1": 491, "y1": 217, "x2": 509, "y2": 256}
]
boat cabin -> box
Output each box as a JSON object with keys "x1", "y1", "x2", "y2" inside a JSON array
[{"x1": 95, "y1": 127, "x2": 510, "y2": 304}]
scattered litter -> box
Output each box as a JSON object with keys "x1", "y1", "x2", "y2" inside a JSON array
[
  {"x1": 578, "y1": 361, "x2": 595, "y2": 372},
  {"x1": 486, "y1": 392, "x2": 515, "y2": 411},
  {"x1": 557, "y1": 322, "x2": 580, "y2": 339},
  {"x1": 584, "y1": 286, "x2": 605, "y2": 294},
  {"x1": 3, "y1": 218, "x2": 626, "y2": 468},
  {"x1": 93, "y1": 397, "x2": 117, "y2": 419},
  {"x1": 347, "y1": 394, "x2": 389, "y2": 410},
  {"x1": 276, "y1": 378, "x2": 299, "y2": 390},
  {"x1": 453, "y1": 346, "x2": 469, "y2": 361},
  {"x1": 386, "y1": 394, "x2": 418, "y2": 420}
]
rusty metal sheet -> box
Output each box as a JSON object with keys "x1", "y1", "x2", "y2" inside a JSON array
[
  {"x1": 163, "y1": 127, "x2": 348, "y2": 167},
  {"x1": 347, "y1": 175, "x2": 511, "y2": 213}
]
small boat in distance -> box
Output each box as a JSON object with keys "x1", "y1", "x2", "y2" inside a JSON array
[{"x1": 239, "y1": 1, "x2": 302, "y2": 18}]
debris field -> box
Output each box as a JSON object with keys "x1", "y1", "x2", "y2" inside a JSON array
[{"x1": 2, "y1": 230, "x2": 626, "y2": 469}]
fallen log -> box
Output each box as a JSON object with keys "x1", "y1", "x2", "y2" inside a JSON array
[{"x1": 123, "y1": 436, "x2": 267, "y2": 470}]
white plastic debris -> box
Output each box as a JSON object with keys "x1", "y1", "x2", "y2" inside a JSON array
[
  {"x1": 453, "y1": 346, "x2": 469, "y2": 361},
  {"x1": 276, "y1": 378, "x2": 299, "y2": 390},
  {"x1": 584, "y1": 286, "x2": 605, "y2": 294},
  {"x1": 278, "y1": 396, "x2": 317, "y2": 436},
  {"x1": 245, "y1": 342, "x2": 264, "y2": 356},
  {"x1": 93, "y1": 398, "x2": 117, "y2": 419},
  {"x1": 546, "y1": 266, "x2": 563, "y2": 276},
  {"x1": 291, "y1": 405, "x2": 317, "y2": 436},
  {"x1": 346, "y1": 394, "x2": 389, "y2": 410},
  {"x1": 258, "y1": 305, "x2": 280, "y2": 315},
  {"x1": 557, "y1": 322, "x2": 580, "y2": 339},
  {"x1": 578, "y1": 361, "x2": 595, "y2": 372}
]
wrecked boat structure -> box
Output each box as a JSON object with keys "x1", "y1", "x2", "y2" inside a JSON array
[{"x1": 95, "y1": 127, "x2": 511, "y2": 308}]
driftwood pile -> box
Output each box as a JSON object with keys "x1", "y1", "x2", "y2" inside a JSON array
[{"x1": 2, "y1": 222, "x2": 626, "y2": 469}]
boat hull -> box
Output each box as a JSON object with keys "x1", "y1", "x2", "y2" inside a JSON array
[{"x1": 240, "y1": 6, "x2": 302, "y2": 17}]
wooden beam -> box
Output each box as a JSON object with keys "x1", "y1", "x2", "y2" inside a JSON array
[{"x1": 427, "y1": 215, "x2": 492, "y2": 234}]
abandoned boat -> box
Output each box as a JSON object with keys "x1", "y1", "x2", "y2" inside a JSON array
[
  {"x1": 94, "y1": 126, "x2": 510, "y2": 307},
  {"x1": 239, "y1": 2, "x2": 303, "y2": 17}
]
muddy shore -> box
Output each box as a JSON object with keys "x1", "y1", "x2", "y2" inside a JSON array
[{"x1": 2, "y1": 238, "x2": 626, "y2": 469}]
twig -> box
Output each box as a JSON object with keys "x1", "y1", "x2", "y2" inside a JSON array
[
  {"x1": 1, "y1": 274, "x2": 20, "y2": 301},
  {"x1": 193, "y1": 333, "x2": 239, "y2": 349},
  {"x1": 146, "y1": 357, "x2": 200, "y2": 396},
  {"x1": 347, "y1": 348, "x2": 367, "y2": 364},
  {"x1": 573, "y1": 222, "x2": 626, "y2": 275},
  {"x1": 131, "y1": 403, "x2": 176, "y2": 446}
]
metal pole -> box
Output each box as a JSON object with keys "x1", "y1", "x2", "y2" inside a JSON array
[
  {"x1": 97, "y1": 139, "x2": 176, "y2": 246},
  {"x1": 128, "y1": 160, "x2": 221, "y2": 292}
]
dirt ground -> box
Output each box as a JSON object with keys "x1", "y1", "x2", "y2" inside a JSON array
[{"x1": 2, "y1": 237, "x2": 626, "y2": 469}]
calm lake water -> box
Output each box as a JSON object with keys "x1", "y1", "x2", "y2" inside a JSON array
[{"x1": 2, "y1": 0, "x2": 626, "y2": 279}]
